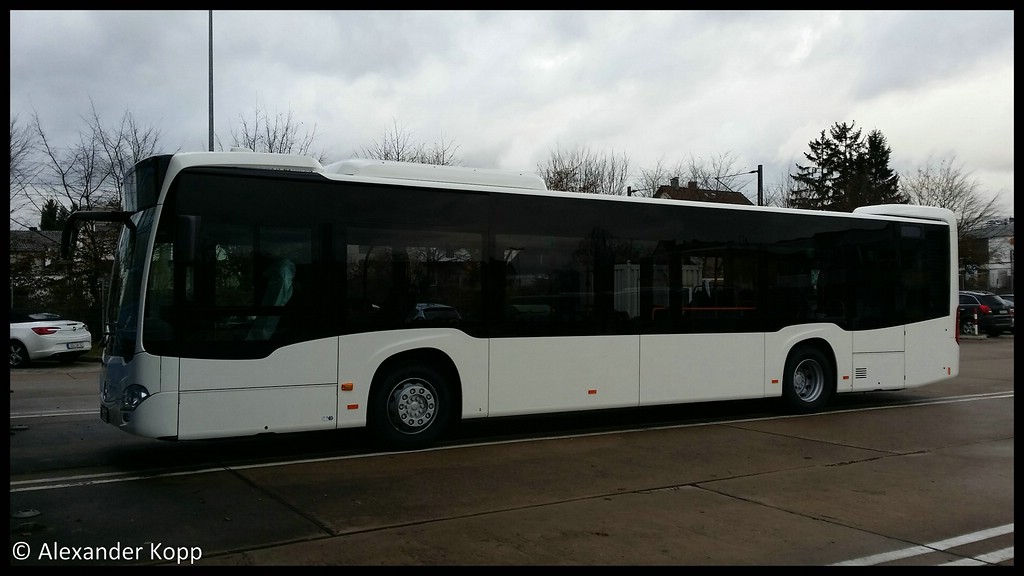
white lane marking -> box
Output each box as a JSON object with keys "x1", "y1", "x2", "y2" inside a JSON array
[{"x1": 833, "y1": 524, "x2": 1014, "y2": 566}]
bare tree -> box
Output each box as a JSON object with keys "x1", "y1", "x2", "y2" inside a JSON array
[
  {"x1": 538, "y1": 146, "x2": 630, "y2": 195},
  {"x1": 229, "y1": 107, "x2": 328, "y2": 163},
  {"x1": 902, "y1": 154, "x2": 1010, "y2": 290},
  {"x1": 29, "y1": 110, "x2": 118, "y2": 322},
  {"x1": 632, "y1": 152, "x2": 758, "y2": 202},
  {"x1": 901, "y1": 154, "x2": 1005, "y2": 238},
  {"x1": 359, "y1": 118, "x2": 461, "y2": 165},
  {"x1": 764, "y1": 168, "x2": 801, "y2": 208},
  {"x1": 632, "y1": 158, "x2": 672, "y2": 198},
  {"x1": 16, "y1": 107, "x2": 167, "y2": 327},
  {"x1": 10, "y1": 116, "x2": 51, "y2": 310},
  {"x1": 32, "y1": 110, "x2": 113, "y2": 217},
  {"x1": 87, "y1": 102, "x2": 164, "y2": 211},
  {"x1": 10, "y1": 115, "x2": 40, "y2": 228},
  {"x1": 415, "y1": 132, "x2": 462, "y2": 166},
  {"x1": 685, "y1": 152, "x2": 745, "y2": 193}
]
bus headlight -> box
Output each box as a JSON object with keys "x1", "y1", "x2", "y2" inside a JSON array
[{"x1": 121, "y1": 385, "x2": 150, "y2": 411}]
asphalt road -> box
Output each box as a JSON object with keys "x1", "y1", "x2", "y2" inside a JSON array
[{"x1": 9, "y1": 336, "x2": 1014, "y2": 566}]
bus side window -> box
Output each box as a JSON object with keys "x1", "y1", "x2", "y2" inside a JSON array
[
  {"x1": 246, "y1": 256, "x2": 296, "y2": 340},
  {"x1": 738, "y1": 289, "x2": 756, "y2": 307},
  {"x1": 689, "y1": 288, "x2": 710, "y2": 307}
]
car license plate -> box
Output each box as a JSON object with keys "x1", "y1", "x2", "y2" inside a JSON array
[
  {"x1": 100, "y1": 405, "x2": 109, "y2": 423},
  {"x1": 67, "y1": 341, "x2": 85, "y2": 349},
  {"x1": 997, "y1": 310, "x2": 1007, "y2": 315}
]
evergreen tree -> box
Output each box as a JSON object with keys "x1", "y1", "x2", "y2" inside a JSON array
[
  {"x1": 39, "y1": 198, "x2": 69, "y2": 231},
  {"x1": 790, "y1": 128, "x2": 836, "y2": 210},
  {"x1": 861, "y1": 130, "x2": 906, "y2": 205},
  {"x1": 829, "y1": 121, "x2": 865, "y2": 211},
  {"x1": 789, "y1": 121, "x2": 906, "y2": 212}
]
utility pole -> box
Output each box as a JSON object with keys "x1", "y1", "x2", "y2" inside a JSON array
[
  {"x1": 208, "y1": 10, "x2": 214, "y2": 152},
  {"x1": 757, "y1": 164, "x2": 763, "y2": 206}
]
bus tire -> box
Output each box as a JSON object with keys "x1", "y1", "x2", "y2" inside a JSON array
[
  {"x1": 369, "y1": 364, "x2": 451, "y2": 451},
  {"x1": 782, "y1": 344, "x2": 833, "y2": 414}
]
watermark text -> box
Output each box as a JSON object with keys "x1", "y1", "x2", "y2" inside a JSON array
[{"x1": 12, "y1": 541, "x2": 203, "y2": 564}]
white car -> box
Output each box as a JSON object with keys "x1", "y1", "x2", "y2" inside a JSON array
[{"x1": 10, "y1": 311, "x2": 92, "y2": 368}]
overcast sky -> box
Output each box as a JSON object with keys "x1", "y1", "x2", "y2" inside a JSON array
[{"x1": 9, "y1": 10, "x2": 1015, "y2": 215}]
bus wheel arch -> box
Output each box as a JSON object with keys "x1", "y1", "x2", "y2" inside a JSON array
[
  {"x1": 368, "y1": 348, "x2": 461, "y2": 450},
  {"x1": 781, "y1": 340, "x2": 835, "y2": 414}
]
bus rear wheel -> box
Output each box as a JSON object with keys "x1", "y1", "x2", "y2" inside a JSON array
[
  {"x1": 369, "y1": 364, "x2": 451, "y2": 451},
  {"x1": 782, "y1": 345, "x2": 833, "y2": 414}
]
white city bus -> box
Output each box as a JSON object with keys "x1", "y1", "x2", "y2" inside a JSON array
[{"x1": 63, "y1": 150, "x2": 961, "y2": 450}]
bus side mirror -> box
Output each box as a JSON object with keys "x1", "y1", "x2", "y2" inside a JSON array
[
  {"x1": 60, "y1": 223, "x2": 81, "y2": 260},
  {"x1": 177, "y1": 215, "x2": 199, "y2": 266},
  {"x1": 60, "y1": 210, "x2": 133, "y2": 259}
]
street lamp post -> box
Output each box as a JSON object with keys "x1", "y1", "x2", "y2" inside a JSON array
[
  {"x1": 209, "y1": 10, "x2": 214, "y2": 152},
  {"x1": 715, "y1": 166, "x2": 763, "y2": 206},
  {"x1": 756, "y1": 164, "x2": 763, "y2": 206}
]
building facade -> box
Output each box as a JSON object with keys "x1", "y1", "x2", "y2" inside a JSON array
[{"x1": 962, "y1": 218, "x2": 1014, "y2": 294}]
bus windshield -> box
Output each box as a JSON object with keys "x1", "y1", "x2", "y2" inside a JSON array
[{"x1": 104, "y1": 209, "x2": 156, "y2": 362}]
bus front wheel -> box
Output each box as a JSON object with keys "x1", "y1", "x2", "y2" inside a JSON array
[
  {"x1": 782, "y1": 345, "x2": 833, "y2": 414},
  {"x1": 369, "y1": 364, "x2": 451, "y2": 451}
]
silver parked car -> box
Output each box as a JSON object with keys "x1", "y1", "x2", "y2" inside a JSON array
[{"x1": 10, "y1": 311, "x2": 92, "y2": 368}]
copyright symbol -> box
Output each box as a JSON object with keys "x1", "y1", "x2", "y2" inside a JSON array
[{"x1": 12, "y1": 541, "x2": 31, "y2": 561}]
